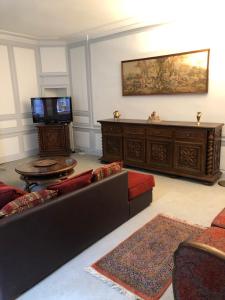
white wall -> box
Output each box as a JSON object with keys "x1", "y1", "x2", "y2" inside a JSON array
[
  {"x1": 90, "y1": 23, "x2": 225, "y2": 125},
  {"x1": 70, "y1": 21, "x2": 225, "y2": 169}
]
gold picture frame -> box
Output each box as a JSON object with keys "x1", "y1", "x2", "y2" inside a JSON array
[{"x1": 121, "y1": 49, "x2": 210, "y2": 96}]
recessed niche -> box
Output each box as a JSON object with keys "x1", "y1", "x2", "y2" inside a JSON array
[{"x1": 42, "y1": 87, "x2": 68, "y2": 97}]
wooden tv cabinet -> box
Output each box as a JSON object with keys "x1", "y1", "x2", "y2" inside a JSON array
[
  {"x1": 36, "y1": 123, "x2": 71, "y2": 156},
  {"x1": 98, "y1": 119, "x2": 224, "y2": 184}
]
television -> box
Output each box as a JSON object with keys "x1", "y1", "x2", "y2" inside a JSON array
[{"x1": 31, "y1": 97, "x2": 73, "y2": 124}]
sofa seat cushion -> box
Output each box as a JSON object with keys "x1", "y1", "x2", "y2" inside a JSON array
[
  {"x1": 0, "y1": 182, "x2": 26, "y2": 209},
  {"x1": 128, "y1": 171, "x2": 155, "y2": 201},
  {"x1": 0, "y1": 189, "x2": 58, "y2": 218},
  {"x1": 47, "y1": 169, "x2": 93, "y2": 195},
  {"x1": 211, "y1": 208, "x2": 225, "y2": 229},
  {"x1": 92, "y1": 162, "x2": 123, "y2": 182}
]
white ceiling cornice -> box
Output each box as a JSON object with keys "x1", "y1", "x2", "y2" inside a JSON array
[{"x1": 0, "y1": 18, "x2": 166, "y2": 46}]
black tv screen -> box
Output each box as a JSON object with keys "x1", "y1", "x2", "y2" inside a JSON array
[{"x1": 31, "y1": 97, "x2": 73, "y2": 124}]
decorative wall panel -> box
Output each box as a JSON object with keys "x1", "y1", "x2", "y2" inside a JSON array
[
  {"x1": 0, "y1": 137, "x2": 20, "y2": 157},
  {"x1": 23, "y1": 133, "x2": 37, "y2": 151},
  {"x1": 0, "y1": 45, "x2": 15, "y2": 114},
  {"x1": 70, "y1": 46, "x2": 89, "y2": 111},
  {"x1": 74, "y1": 130, "x2": 90, "y2": 148},
  {"x1": 14, "y1": 47, "x2": 38, "y2": 113},
  {"x1": 40, "y1": 47, "x2": 67, "y2": 73},
  {"x1": 0, "y1": 120, "x2": 17, "y2": 129}
]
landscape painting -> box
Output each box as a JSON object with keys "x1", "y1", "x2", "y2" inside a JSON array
[{"x1": 121, "y1": 49, "x2": 209, "y2": 95}]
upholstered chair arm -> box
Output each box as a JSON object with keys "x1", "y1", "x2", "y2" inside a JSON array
[
  {"x1": 173, "y1": 227, "x2": 225, "y2": 300},
  {"x1": 181, "y1": 240, "x2": 225, "y2": 261}
]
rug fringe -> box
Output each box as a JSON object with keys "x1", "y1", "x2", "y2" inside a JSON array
[{"x1": 85, "y1": 266, "x2": 143, "y2": 300}]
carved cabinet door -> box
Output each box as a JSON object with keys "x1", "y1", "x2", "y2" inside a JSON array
[
  {"x1": 124, "y1": 138, "x2": 146, "y2": 164},
  {"x1": 102, "y1": 135, "x2": 123, "y2": 161},
  {"x1": 38, "y1": 124, "x2": 70, "y2": 156},
  {"x1": 174, "y1": 141, "x2": 205, "y2": 174},
  {"x1": 146, "y1": 139, "x2": 173, "y2": 169}
]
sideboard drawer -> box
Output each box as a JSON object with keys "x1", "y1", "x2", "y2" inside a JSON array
[
  {"x1": 147, "y1": 127, "x2": 173, "y2": 138},
  {"x1": 124, "y1": 126, "x2": 145, "y2": 137},
  {"x1": 102, "y1": 124, "x2": 122, "y2": 135},
  {"x1": 175, "y1": 129, "x2": 205, "y2": 140}
]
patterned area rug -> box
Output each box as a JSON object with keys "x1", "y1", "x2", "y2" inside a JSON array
[{"x1": 88, "y1": 214, "x2": 204, "y2": 300}]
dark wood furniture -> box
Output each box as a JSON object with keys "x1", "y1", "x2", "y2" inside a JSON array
[
  {"x1": 15, "y1": 156, "x2": 77, "y2": 191},
  {"x1": 36, "y1": 124, "x2": 71, "y2": 156},
  {"x1": 98, "y1": 119, "x2": 224, "y2": 184}
]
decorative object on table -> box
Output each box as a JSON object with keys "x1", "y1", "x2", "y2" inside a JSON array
[
  {"x1": 196, "y1": 112, "x2": 202, "y2": 126},
  {"x1": 121, "y1": 49, "x2": 209, "y2": 96},
  {"x1": 34, "y1": 159, "x2": 57, "y2": 167},
  {"x1": 87, "y1": 214, "x2": 204, "y2": 300},
  {"x1": 113, "y1": 110, "x2": 121, "y2": 120},
  {"x1": 148, "y1": 111, "x2": 160, "y2": 122}
]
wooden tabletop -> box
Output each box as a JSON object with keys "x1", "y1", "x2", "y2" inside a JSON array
[
  {"x1": 15, "y1": 156, "x2": 77, "y2": 177},
  {"x1": 98, "y1": 118, "x2": 224, "y2": 129}
]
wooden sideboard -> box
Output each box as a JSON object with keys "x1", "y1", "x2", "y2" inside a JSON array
[
  {"x1": 36, "y1": 123, "x2": 71, "y2": 156},
  {"x1": 98, "y1": 119, "x2": 224, "y2": 184}
]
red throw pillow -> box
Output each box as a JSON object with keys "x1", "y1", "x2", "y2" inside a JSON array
[
  {"x1": 0, "y1": 183, "x2": 27, "y2": 209},
  {"x1": 0, "y1": 189, "x2": 58, "y2": 218},
  {"x1": 47, "y1": 169, "x2": 93, "y2": 195},
  {"x1": 92, "y1": 161, "x2": 123, "y2": 182}
]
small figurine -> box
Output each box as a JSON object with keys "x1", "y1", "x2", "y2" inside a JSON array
[
  {"x1": 196, "y1": 112, "x2": 202, "y2": 126},
  {"x1": 113, "y1": 110, "x2": 121, "y2": 120},
  {"x1": 148, "y1": 111, "x2": 160, "y2": 122}
]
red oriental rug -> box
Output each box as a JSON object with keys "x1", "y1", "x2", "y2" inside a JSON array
[{"x1": 88, "y1": 214, "x2": 204, "y2": 300}]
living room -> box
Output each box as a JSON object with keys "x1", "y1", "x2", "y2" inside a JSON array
[{"x1": 0, "y1": 0, "x2": 225, "y2": 299}]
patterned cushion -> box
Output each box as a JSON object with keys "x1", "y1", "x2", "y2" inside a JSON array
[
  {"x1": 211, "y1": 208, "x2": 225, "y2": 229},
  {"x1": 92, "y1": 162, "x2": 123, "y2": 182},
  {"x1": 47, "y1": 169, "x2": 93, "y2": 195},
  {"x1": 0, "y1": 182, "x2": 26, "y2": 209},
  {"x1": 0, "y1": 189, "x2": 57, "y2": 218},
  {"x1": 128, "y1": 171, "x2": 155, "y2": 201}
]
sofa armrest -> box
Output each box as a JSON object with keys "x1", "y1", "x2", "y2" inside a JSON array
[{"x1": 173, "y1": 227, "x2": 225, "y2": 300}]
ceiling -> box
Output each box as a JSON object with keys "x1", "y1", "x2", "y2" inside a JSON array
[
  {"x1": 0, "y1": 0, "x2": 217, "y2": 42},
  {"x1": 0, "y1": 0, "x2": 178, "y2": 41}
]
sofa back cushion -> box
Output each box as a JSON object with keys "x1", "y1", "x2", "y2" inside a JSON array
[
  {"x1": 0, "y1": 189, "x2": 58, "y2": 218},
  {"x1": 47, "y1": 169, "x2": 93, "y2": 195},
  {"x1": 92, "y1": 162, "x2": 123, "y2": 182},
  {"x1": 0, "y1": 183, "x2": 27, "y2": 209}
]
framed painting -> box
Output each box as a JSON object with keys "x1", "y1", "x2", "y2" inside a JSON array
[{"x1": 121, "y1": 49, "x2": 210, "y2": 96}]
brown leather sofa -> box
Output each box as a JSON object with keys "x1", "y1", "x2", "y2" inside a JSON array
[
  {"x1": 0, "y1": 171, "x2": 129, "y2": 300},
  {"x1": 0, "y1": 170, "x2": 152, "y2": 300}
]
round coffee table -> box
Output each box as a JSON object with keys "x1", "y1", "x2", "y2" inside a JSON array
[{"x1": 15, "y1": 156, "x2": 77, "y2": 191}]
